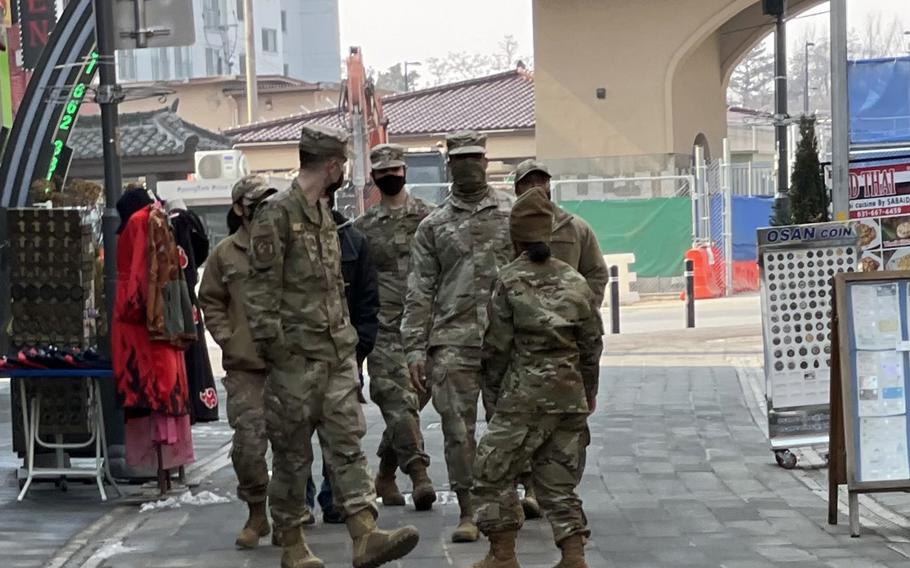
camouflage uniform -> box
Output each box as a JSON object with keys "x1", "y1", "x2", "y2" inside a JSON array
[
  {"x1": 199, "y1": 176, "x2": 275, "y2": 505},
  {"x1": 354, "y1": 144, "x2": 434, "y2": 474},
  {"x1": 246, "y1": 128, "x2": 376, "y2": 533},
  {"x1": 473, "y1": 187, "x2": 603, "y2": 547},
  {"x1": 401, "y1": 132, "x2": 514, "y2": 496},
  {"x1": 514, "y1": 159, "x2": 607, "y2": 493}
]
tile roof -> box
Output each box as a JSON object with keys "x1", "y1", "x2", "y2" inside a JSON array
[
  {"x1": 70, "y1": 107, "x2": 232, "y2": 160},
  {"x1": 227, "y1": 69, "x2": 535, "y2": 145}
]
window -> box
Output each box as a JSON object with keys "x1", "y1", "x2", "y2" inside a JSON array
[
  {"x1": 236, "y1": 0, "x2": 244, "y2": 19},
  {"x1": 116, "y1": 50, "x2": 137, "y2": 81},
  {"x1": 239, "y1": 54, "x2": 246, "y2": 72},
  {"x1": 261, "y1": 28, "x2": 278, "y2": 53},
  {"x1": 205, "y1": 47, "x2": 223, "y2": 76},
  {"x1": 203, "y1": 0, "x2": 225, "y2": 27},
  {"x1": 174, "y1": 46, "x2": 192, "y2": 78},
  {"x1": 281, "y1": 10, "x2": 287, "y2": 32},
  {"x1": 283, "y1": 63, "x2": 289, "y2": 77},
  {"x1": 151, "y1": 47, "x2": 170, "y2": 80}
]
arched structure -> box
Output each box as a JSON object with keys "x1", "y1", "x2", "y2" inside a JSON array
[{"x1": 533, "y1": 0, "x2": 825, "y2": 174}]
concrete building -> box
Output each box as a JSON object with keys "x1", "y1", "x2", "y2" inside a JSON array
[{"x1": 115, "y1": 0, "x2": 341, "y2": 84}]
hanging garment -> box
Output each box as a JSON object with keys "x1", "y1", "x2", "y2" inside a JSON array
[{"x1": 169, "y1": 207, "x2": 219, "y2": 423}]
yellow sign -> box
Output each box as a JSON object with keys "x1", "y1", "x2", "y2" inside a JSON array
[{"x1": 0, "y1": 1, "x2": 10, "y2": 28}]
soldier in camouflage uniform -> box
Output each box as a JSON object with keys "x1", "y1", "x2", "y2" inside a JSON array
[
  {"x1": 512, "y1": 159, "x2": 607, "y2": 519},
  {"x1": 472, "y1": 187, "x2": 603, "y2": 568},
  {"x1": 199, "y1": 175, "x2": 277, "y2": 549},
  {"x1": 246, "y1": 124, "x2": 419, "y2": 568},
  {"x1": 401, "y1": 130, "x2": 515, "y2": 543},
  {"x1": 353, "y1": 143, "x2": 436, "y2": 511}
]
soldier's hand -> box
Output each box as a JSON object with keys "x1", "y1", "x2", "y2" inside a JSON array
[{"x1": 409, "y1": 361, "x2": 427, "y2": 394}]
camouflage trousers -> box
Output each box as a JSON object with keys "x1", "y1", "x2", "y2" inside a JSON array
[
  {"x1": 369, "y1": 329, "x2": 430, "y2": 473},
  {"x1": 264, "y1": 354, "x2": 377, "y2": 531},
  {"x1": 473, "y1": 412, "x2": 589, "y2": 545},
  {"x1": 223, "y1": 370, "x2": 270, "y2": 504},
  {"x1": 428, "y1": 345, "x2": 483, "y2": 494}
]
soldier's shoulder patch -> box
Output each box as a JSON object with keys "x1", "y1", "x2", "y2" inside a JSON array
[{"x1": 252, "y1": 235, "x2": 276, "y2": 266}]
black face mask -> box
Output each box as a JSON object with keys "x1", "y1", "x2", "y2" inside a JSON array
[
  {"x1": 375, "y1": 174, "x2": 406, "y2": 196},
  {"x1": 326, "y1": 168, "x2": 344, "y2": 194}
]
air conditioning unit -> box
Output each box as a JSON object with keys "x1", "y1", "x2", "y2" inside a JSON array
[{"x1": 194, "y1": 150, "x2": 249, "y2": 180}]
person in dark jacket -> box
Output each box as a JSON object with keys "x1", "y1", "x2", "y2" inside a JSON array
[{"x1": 305, "y1": 188, "x2": 380, "y2": 523}]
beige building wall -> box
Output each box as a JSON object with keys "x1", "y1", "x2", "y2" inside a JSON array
[
  {"x1": 82, "y1": 83, "x2": 340, "y2": 133},
  {"x1": 240, "y1": 130, "x2": 536, "y2": 174},
  {"x1": 532, "y1": 0, "x2": 824, "y2": 170}
]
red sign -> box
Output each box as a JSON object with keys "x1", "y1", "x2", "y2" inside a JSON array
[
  {"x1": 19, "y1": 0, "x2": 55, "y2": 69},
  {"x1": 848, "y1": 162, "x2": 910, "y2": 220}
]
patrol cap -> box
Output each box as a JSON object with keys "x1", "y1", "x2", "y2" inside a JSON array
[
  {"x1": 371, "y1": 143, "x2": 407, "y2": 170},
  {"x1": 510, "y1": 186, "x2": 554, "y2": 244},
  {"x1": 446, "y1": 130, "x2": 487, "y2": 156},
  {"x1": 231, "y1": 174, "x2": 274, "y2": 205},
  {"x1": 514, "y1": 159, "x2": 551, "y2": 185},
  {"x1": 299, "y1": 124, "x2": 350, "y2": 158}
]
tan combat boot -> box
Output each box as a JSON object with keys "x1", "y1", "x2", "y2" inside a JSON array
[
  {"x1": 452, "y1": 490, "x2": 480, "y2": 543},
  {"x1": 374, "y1": 452, "x2": 405, "y2": 507},
  {"x1": 472, "y1": 530, "x2": 521, "y2": 568},
  {"x1": 408, "y1": 462, "x2": 437, "y2": 511},
  {"x1": 346, "y1": 509, "x2": 420, "y2": 568},
  {"x1": 235, "y1": 501, "x2": 271, "y2": 549},
  {"x1": 553, "y1": 535, "x2": 588, "y2": 568},
  {"x1": 279, "y1": 526, "x2": 324, "y2": 568},
  {"x1": 520, "y1": 484, "x2": 541, "y2": 520}
]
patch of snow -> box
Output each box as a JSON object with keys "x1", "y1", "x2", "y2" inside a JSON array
[
  {"x1": 139, "y1": 490, "x2": 230, "y2": 513},
  {"x1": 89, "y1": 541, "x2": 135, "y2": 561}
]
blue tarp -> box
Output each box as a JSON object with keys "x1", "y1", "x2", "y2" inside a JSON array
[
  {"x1": 849, "y1": 57, "x2": 910, "y2": 145},
  {"x1": 732, "y1": 196, "x2": 773, "y2": 261}
]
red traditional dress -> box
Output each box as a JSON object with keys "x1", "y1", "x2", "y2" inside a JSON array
[{"x1": 112, "y1": 203, "x2": 194, "y2": 469}]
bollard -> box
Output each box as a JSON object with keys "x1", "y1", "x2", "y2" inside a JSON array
[
  {"x1": 685, "y1": 259, "x2": 695, "y2": 328},
  {"x1": 609, "y1": 265, "x2": 620, "y2": 334}
]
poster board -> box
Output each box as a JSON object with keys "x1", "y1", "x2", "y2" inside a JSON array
[
  {"x1": 849, "y1": 157, "x2": 910, "y2": 272},
  {"x1": 830, "y1": 271, "x2": 910, "y2": 536},
  {"x1": 758, "y1": 222, "x2": 859, "y2": 460}
]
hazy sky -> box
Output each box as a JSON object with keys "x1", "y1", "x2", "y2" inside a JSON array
[{"x1": 338, "y1": 0, "x2": 908, "y2": 75}]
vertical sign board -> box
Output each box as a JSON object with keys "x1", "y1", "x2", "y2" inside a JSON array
[
  {"x1": 833, "y1": 271, "x2": 910, "y2": 535},
  {"x1": 42, "y1": 50, "x2": 98, "y2": 182},
  {"x1": 19, "y1": 0, "x2": 56, "y2": 69},
  {"x1": 758, "y1": 222, "x2": 859, "y2": 463},
  {"x1": 849, "y1": 158, "x2": 910, "y2": 273}
]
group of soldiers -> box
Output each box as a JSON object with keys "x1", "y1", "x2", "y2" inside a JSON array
[{"x1": 198, "y1": 124, "x2": 606, "y2": 568}]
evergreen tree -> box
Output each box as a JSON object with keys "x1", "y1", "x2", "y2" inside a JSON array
[{"x1": 788, "y1": 116, "x2": 830, "y2": 224}]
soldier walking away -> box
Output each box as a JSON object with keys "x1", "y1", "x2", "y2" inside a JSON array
[
  {"x1": 471, "y1": 187, "x2": 603, "y2": 568},
  {"x1": 354, "y1": 143, "x2": 436, "y2": 511},
  {"x1": 198, "y1": 176, "x2": 277, "y2": 548},
  {"x1": 246, "y1": 124, "x2": 419, "y2": 568},
  {"x1": 401, "y1": 130, "x2": 515, "y2": 543},
  {"x1": 305, "y1": 170, "x2": 381, "y2": 524},
  {"x1": 511, "y1": 159, "x2": 607, "y2": 519}
]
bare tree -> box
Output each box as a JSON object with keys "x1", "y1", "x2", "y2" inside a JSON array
[
  {"x1": 375, "y1": 63, "x2": 421, "y2": 93},
  {"x1": 422, "y1": 35, "x2": 533, "y2": 87},
  {"x1": 728, "y1": 42, "x2": 775, "y2": 111}
]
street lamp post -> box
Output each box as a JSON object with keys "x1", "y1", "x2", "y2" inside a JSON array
[
  {"x1": 804, "y1": 41, "x2": 815, "y2": 115},
  {"x1": 403, "y1": 60, "x2": 421, "y2": 92}
]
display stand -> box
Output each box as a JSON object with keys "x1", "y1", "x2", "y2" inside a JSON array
[
  {"x1": 757, "y1": 222, "x2": 858, "y2": 468},
  {"x1": 828, "y1": 270, "x2": 910, "y2": 536},
  {"x1": 4, "y1": 370, "x2": 121, "y2": 501}
]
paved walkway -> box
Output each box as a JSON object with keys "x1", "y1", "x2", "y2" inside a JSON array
[{"x1": 6, "y1": 314, "x2": 910, "y2": 566}]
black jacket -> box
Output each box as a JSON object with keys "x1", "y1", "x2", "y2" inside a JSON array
[{"x1": 333, "y1": 210, "x2": 379, "y2": 366}]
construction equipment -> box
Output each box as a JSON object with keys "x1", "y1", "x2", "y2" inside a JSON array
[{"x1": 339, "y1": 46, "x2": 388, "y2": 216}]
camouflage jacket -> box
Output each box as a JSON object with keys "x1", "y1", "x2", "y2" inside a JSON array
[
  {"x1": 482, "y1": 254, "x2": 603, "y2": 414},
  {"x1": 198, "y1": 226, "x2": 266, "y2": 371},
  {"x1": 353, "y1": 195, "x2": 433, "y2": 335},
  {"x1": 401, "y1": 188, "x2": 515, "y2": 361},
  {"x1": 246, "y1": 179, "x2": 358, "y2": 363},
  {"x1": 551, "y1": 205, "x2": 608, "y2": 307}
]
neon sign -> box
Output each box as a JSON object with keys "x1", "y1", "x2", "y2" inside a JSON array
[{"x1": 46, "y1": 50, "x2": 98, "y2": 181}]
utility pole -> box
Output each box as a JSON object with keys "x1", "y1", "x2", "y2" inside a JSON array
[
  {"x1": 94, "y1": 0, "x2": 123, "y2": 355},
  {"x1": 766, "y1": 0, "x2": 790, "y2": 220},
  {"x1": 804, "y1": 41, "x2": 814, "y2": 115},
  {"x1": 243, "y1": 0, "x2": 257, "y2": 124},
  {"x1": 831, "y1": 0, "x2": 850, "y2": 220}
]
